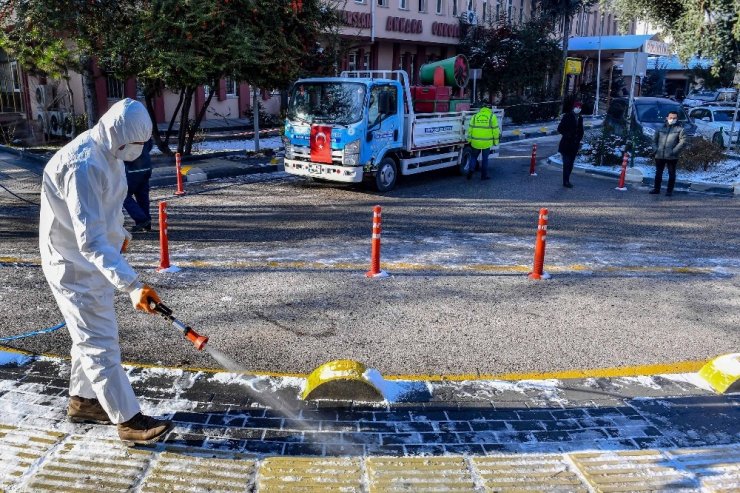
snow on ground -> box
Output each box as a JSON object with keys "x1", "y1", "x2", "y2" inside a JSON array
[
  {"x1": 567, "y1": 151, "x2": 740, "y2": 185},
  {"x1": 150, "y1": 137, "x2": 283, "y2": 155}
]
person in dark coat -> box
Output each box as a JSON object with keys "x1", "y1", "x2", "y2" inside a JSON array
[
  {"x1": 123, "y1": 138, "x2": 153, "y2": 232},
  {"x1": 650, "y1": 111, "x2": 686, "y2": 197},
  {"x1": 557, "y1": 101, "x2": 584, "y2": 188}
]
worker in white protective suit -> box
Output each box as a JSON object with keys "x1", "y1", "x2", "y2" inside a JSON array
[{"x1": 40, "y1": 98, "x2": 173, "y2": 445}]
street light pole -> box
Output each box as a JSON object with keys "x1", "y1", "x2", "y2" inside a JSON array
[{"x1": 593, "y1": 13, "x2": 604, "y2": 116}]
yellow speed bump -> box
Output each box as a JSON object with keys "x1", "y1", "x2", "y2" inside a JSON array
[
  {"x1": 301, "y1": 359, "x2": 384, "y2": 402},
  {"x1": 698, "y1": 353, "x2": 740, "y2": 394}
]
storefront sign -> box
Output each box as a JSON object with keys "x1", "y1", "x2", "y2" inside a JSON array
[
  {"x1": 431, "y1": 22, "x2": 460, "y2": 38},
  {"x1": 643, "y1": 40, "x2": 671, "y2": 56},
  {"x1": 341, "y1": 11, "x2": 372, "y2": 29},
  {"x1": 386, "y1": 16, "x2": 423, "y2": 34}
]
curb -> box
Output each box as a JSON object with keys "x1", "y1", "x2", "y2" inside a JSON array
[
  {"x1": 150, "y1": 163, "x2": 279, "y2": 188},
  {"x1": 547, "y1": 155, "x2": 737, "y2": 196}
]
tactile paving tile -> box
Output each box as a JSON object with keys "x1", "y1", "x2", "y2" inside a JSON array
[
  {"x1": 665, "y1": 445, "x2": 740, "y2": 492},
  {"x1": 257, "y1": 456, "x2": 363, "y2": 492},
  {"x1": 23, "y1": 434, "x2": 154, "y2": 492},
  {"x1": 472, "y1": 454, "x2": 588, "y2": 492},
  {"x1": 570, "y1": 449, "x2": 700, "y2": 492},
  {"x1": 366, "y1": 456, "x2": 476, "y2": 492},
  {"x1": 0, "y1": 424, "x2": 66, "y2": 491},
  {"x1": 140, "y1": 451, "x2": 255, "y2": 492}
]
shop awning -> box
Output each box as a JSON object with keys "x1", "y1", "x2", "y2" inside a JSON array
[{"x1": 566, "y1": 34, "x2": 666, "y2": 56}]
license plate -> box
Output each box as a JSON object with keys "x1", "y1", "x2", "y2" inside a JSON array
[{"x1": 308, "y1": 164, "x2": 322, "y2": 174}]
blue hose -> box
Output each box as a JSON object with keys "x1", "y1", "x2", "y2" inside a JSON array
[{"x1": 0, "y1": 322, "x2": 66, "y2": 343}]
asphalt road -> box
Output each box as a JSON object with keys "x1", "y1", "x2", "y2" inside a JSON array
[{"x1": 1, "y1": 137, "x2": 738, "y2": 375}]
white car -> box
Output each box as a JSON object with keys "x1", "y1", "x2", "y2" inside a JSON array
[{"x1": 688, "y1": 106, "x2": 740, "y2": 148}]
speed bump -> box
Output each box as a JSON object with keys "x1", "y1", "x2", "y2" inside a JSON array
[
  {"x1": 698, "y1": 353, "x2": 740, "y2": 394},
  {"x1": 301, "y1": 359, "x2": 384, "y2": 402}
]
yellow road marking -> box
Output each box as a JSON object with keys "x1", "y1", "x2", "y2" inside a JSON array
[{"x1": 0, "y1": 344, "x2": 709, "y2": 382}]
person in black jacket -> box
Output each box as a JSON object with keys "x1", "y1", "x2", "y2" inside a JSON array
[
  {"x1": 650, "y1": 111, "x2": 686, "y2": 197},
  {"x1": 123, "y1": 138, "x2": 154, "y2": 232},
  {"x1": 557, "y1": 101, "x2": 584, "y2": 188}
]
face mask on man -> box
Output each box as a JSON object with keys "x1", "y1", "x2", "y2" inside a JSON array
[
  {"x1": 573, "y1": 108, "x2": 581, "y2": 114},
  {"x1": 667, "y1": 118, "x2": 677, "y2": 125},
  {"x1": 115, "y1": 143, "x2": 145, "y2": 162}
]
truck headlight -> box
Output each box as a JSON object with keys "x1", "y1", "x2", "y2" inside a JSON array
[
  {"x1": 642, "y1": 126, "x2": 656, "y2": 138},
  {"x1": 343, "y1": 139, "x2": 360, "y2": 165}
]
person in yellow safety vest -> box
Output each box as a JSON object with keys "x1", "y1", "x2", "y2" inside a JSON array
[{"x1": 466, "y1": 105, "x2": 500, "y2": 181}]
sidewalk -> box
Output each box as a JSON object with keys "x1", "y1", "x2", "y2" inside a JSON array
[
  {"x1": 0, "y1": 348, "x2": 738, "y2": 491},
  {"x1": 546, "y1": 154, "x2": 738, "y2": 196}
]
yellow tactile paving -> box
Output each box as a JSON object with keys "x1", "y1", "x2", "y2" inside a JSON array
[
  {"x1": 570, "y1": 449, "x2": 700, "y2": 492},
  {"x1": 366, "y1": 456, "x2": 476, "y2": 492},
  {"x1": 0, "y1": 424, "x2": 66, "y2": 491},
  {"x1": 257, "y1": 456, "x2": 363, "y2": 492},
  {"x1": 140, "y1": 451, "x2": 255, "y2": 492},
  {"x1": 472, "y1": 454, "x2": 588, "y2": 492},
  {"x1": 665, "y1": 445, "x2": 740, "y2": 493},
  {"x1": 23, "y1": 434, "x2": 154, "y2": 492}
]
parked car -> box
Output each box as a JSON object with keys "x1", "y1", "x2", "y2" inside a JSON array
[
  {"x1": 605, "y1": 97, "x2": 696, "y2": 139},
  {"x1": 688, "y1": 105, "x2": 740, "y2": 147},
  {"x1": 683, "y1": 88, "x2": 737, "y2": 108}
]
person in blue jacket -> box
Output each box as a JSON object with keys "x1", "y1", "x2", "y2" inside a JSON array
[{"x1": 123, "y1": 138, "x2": 154, "y2": 232}]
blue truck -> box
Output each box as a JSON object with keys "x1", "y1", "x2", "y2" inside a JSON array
[{"x1": 282, "y1": 70, "x2": 501, "y2": 192}]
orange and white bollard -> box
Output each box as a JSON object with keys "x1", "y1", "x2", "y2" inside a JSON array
[
  {"x1": 175, "y1": 152, "x2": 186, "y2": 196},
  {"x1": 529, "y1": 143, "x2": 538, "y2": 176},
  {"x1": 528, "y1": 208, "x2": 551, "y2": 280},
  {"x1": 615, "y1": 152, "x2": 629, "y2": 191},
  {"x1": 157, "y1": 201, "x2": 180, "y2": 273},
  {"x1": 366, "y1": 205, "x2": 389, "y2": 278}
]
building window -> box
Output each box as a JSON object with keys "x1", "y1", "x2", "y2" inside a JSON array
[
  {"x1": 506, "y1": 0, "x2": 512, "y2": 21},
  {"x1": 519, "y1": 0, "x2": 523, "y2": 23},
  {"x1": 354, "y1": 0, "x2": 365, "y2": 3},
  {"x1": 436, "y1": 0, "x2": 443, "y2": 14},
  {"x1": 400, "y1": 0, "x2": 408, "y2": 9},
  {"x1": 452, "y1": 0, "x2": 457, "y2": 15},
  {"x1": 419, "y1": 0, "x2": 427, "y2": 12},
  {"x1": 495, "y1": 0, "x2": 499, "y2": 21},
  {"x1": 10, "y1": 61, "x2": 21, "y2": 92},
  {"x1": 584, "y1": 10, "x2": 590, "y2": 35},
  {"x1": 467, "y1": 0, "x2": 474, "y2": 11},
  {"x1": 378, "y1": 0, "x2": 388, "y2": 6},
  {"x1": 106, "y1": 75, "x2": 124, "y2": 100},
  {"x1": 225, "y1": 78, "x2": 237, "y2": 97},
  {"x1": 364, "y1": 52, "x2": 371, "y2": 70},
  {"x1": 482, "y1": 0, "x2": 487, "y2": 21},
  {"x1": 349, "y1": 51, "x2": 358, "y2": 71}
]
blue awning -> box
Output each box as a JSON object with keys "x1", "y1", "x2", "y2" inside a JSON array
[
  {"x1": 648, "y1": 56, "x2": 713, "y2": 71},
  {"x1": 567, "y1": 34, "x2": 657, "y2": 52}
]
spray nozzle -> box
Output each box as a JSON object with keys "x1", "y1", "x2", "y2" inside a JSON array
[{"x1": 152, "y1": 301, "x2": 209, "y2": 351}]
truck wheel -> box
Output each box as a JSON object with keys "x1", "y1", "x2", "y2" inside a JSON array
[
  {"x1": 458, "y1": 147, "x2": 473, "y2": 175},
  {"x1": 374, "y1": 157, "x2": 397, "y2": 192}
]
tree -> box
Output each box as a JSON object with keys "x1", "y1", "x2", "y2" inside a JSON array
[
  {"x1": 609, "y1": 0, "x2": 739, "y2": 79},
  {"x1": 460, "y1": 16, "x2": 562, "y2": 104},
  {"x1": 0, "y1": 0, "x2": 123, "y2": 129},
  {"x1": 536, "y1": 0, "x2": 597, "y2": 103}
]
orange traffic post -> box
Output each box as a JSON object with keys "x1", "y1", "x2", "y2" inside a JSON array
[
  {"x1": 157, "y1": 201, "x2": 180, "y2": 273},
  {"x1": 529, "y1": 143, "x2": 538, "y2": 176},
  {"x1": 175, "y1": 152, "x2": 186, "y2": 196},
  {"x1": 527, "y1": 208, "x2": 551, "y2": 280},
  {"x1": 615, "y1": 152, "x2": 629, "y2": 191},
  {"x1": 365, "y1": 205, "x2": 389, "y2": 278}
]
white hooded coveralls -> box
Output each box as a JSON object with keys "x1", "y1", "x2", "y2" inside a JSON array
[{"x1": 40, "y1": 99, "x2": 152, "y2": 424}]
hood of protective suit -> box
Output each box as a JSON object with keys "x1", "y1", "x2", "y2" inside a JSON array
[{"x1": 92, "y1": 98, "x2": 152, "y2": 161}]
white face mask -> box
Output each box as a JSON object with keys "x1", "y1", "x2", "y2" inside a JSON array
[
  {"x1": 667, "y1": 118, "x2": 677, "y2": 125},
  {"x1": 115, "y1": 143, "x2": 145, "y2": 162},
  {"x1": 573, "y1": 108, "x2": 581, "y2": 114}
]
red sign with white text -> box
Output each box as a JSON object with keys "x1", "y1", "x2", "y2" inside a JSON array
[{"x1": 310, "y1": 125, "x2": 333, "y2": 164}]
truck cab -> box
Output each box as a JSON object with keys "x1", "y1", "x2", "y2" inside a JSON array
[{"x1": 282, "y1": 70, "x2": 496, "y2": 192}]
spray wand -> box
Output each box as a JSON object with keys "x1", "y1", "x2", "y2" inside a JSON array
[{"x1": 151, "y1": 301, "x2": 209, "y2": 351}]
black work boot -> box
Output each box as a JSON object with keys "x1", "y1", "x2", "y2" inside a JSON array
[
  {"x1": 68, "y1": 396, "x2": 112, "y2": 425},
  {"x1": 118, "y1": 413, "x2": 173, "y2": 446}
]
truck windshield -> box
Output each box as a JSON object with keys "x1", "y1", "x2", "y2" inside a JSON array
[{"x1": 288, "y1": 82, "x2": 366, "y2": 125}]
